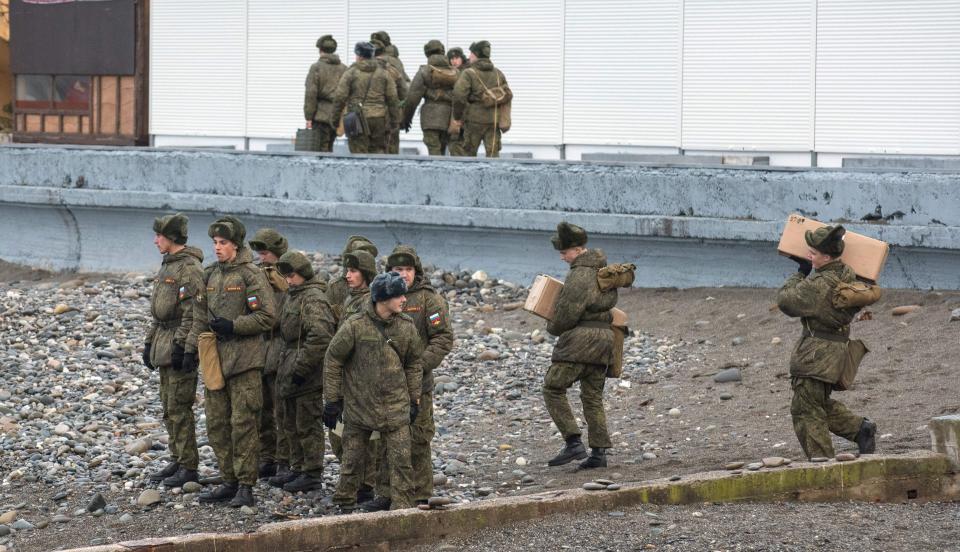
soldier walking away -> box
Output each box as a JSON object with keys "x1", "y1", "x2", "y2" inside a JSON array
[
  {"x1": 193, "y1": 216, "x2": 276, "y2": 508},
  {"x1": 403, "y1": 40, "x2": 458, "y2": 156},
  {"x1": 372, "y1": 30, "x2": 403, "y2": 61},
  {"x1": 446, "y1": 47, "x2": 469, "y2": 157},
  {"x1": 452, "y1": 41, "x2": 512, "y2": 158},
  {"x1": 371, "y1": 35, "x2": 410, "y2": 155},
  {"x1": 248, "y1": 229, "x2": 290, "y2": 480},
  {"x1": 324, "y1": 272, "x2": 424, "y2": 512},
  {"x1": 272, "y1": 251, "x2": 337, "y2": 493},
  {"x1": 362, "y1": 246, "x2": 454, "y2": 511},
  {"x1": 331, "y1": 42, "x2": 400, "y2": 155},
  {"x1": 543, "y1": 222, "x2": 617, "y2": 469},
  {"x1": 145, "y1": 214, "x2": 204, "y2": 488},
  {"x1": 304, "y1": 34, "x2": 348, "y2": 152},
  {"x1": 777, "y1": 225, "x2": 877, "y2": 459},
  {"x1": 326, "y1": 236, "x2": 379, "y2": 324}
]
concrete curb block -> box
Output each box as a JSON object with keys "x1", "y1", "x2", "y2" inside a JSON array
[{"x1": 63, "y1": 451, "x2": 959, "y2": 552}]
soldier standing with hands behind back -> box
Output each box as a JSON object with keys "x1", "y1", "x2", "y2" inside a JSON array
[{"x1": 304, "y1": 34, "x2": 347, "y2": 152}]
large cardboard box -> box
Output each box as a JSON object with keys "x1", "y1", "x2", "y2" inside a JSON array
[
  {"x1": 777, "y1": 214, "x2": 889, "y2": 282},
  {"x1": 524, "y1": 274, "x2": 629, "y2": 325}
]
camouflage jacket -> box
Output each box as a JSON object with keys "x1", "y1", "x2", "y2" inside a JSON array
[
  {"x1": 304, "y1": 53, "x2": 347, "y2": 124},
  {"x1": 546, "y1": 249, "x2": 618, "y2": 366},
  {"x1": 192, "y1": 248, "x2": 276, "y2": 379},
  {"x1": 277, "y1": 278, "x2": 336, "y2": 398},
  {"x1": 378, "y1": 54, "x2": 410, "y2": 108},
  {"x1": 402, "y1": 277, "x2": 454, "y2": 394},
  {"x1": 332, "y1": 59, "x2": 400, "y2": 123},
  {"x1": 326, "y1": 275, "x2": 349, "y2": 323},
  {"x1": 259, "y1": 263, "x2": 288, "y2": 376},
  {"x1": 777, "y1": 260, "x2": 861, "y2": 383},
  {"x1": 147, "y1": 246, "x2": 205, "y2": 367},
  {"x1": 341, "y1": 286, "x2": 370, "y2": 327},
  {"x1": 403, "y1": 55, "x2": 455, "y2": 131},
  {"x1": 452, "y1": 59, "x2": 511, "y2": 124},
  {"x1": 324, "y1": 301, "x2": 424, "y2": 432}
]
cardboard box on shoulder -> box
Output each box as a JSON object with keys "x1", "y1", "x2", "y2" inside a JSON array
[
  {"x1": 524, "y1": 274, "x2": 629, "y2": 326},
  {"x1": 777, "y1": 214, "x2": 889, "y2": 282}
]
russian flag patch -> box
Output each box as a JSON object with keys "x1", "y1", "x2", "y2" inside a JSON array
[
  {"x1": 247, "y1": 295, "x2": 261, "y2": 311},
  {"x1": 429, "y1": 312, "x2": 442, "y2": 327}
]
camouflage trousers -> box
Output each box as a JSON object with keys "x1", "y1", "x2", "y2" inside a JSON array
[
  {"x1": 448, "y1": 127, "x2": 467, "y2": 156},
  {"x1": 259, "y1": 371, "x2": 288, "y2": 464},
  {"x1": 330, "y1": 428, "x2": 379, "y2": 492},
  {"x1": 206, "y1": 369, "x2": 262, "y2": 486},
  {"x1": 348, "y1": 117, "x2": 387, "y2": 154},
  {"x1": 543, "y1": 362, "x2": 612, "y2": 449},
  {"x1": 462, "y1": 122, "x2": 502, "y2": 158},
  {"x1": 159, "y1": 366, "x2": 199, "y2": 470},
  {"x1": 422, "y1": 130, "x2": 449, "y2": 156},
  {"x1": 335, "y1": 423, "x2": 413, "y2": 510},
  {"x1": 387, "y1": 127, "x2": 401, "y2": 154},
  {"x1": 790, "y1": 377, "x2": 863, "y2": 459},
  {"x1": 312, "y1": 121, "x2": 337, "y2": 153},
  {"x1": 376, "y1": 391, "x2": 435, "y2": 501},
  {"x1": 281, "y1": 390, "x2": 326, "y2": 477}
]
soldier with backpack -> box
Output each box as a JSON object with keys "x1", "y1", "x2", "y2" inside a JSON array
[
  {"x1": 403, "y1": 40, "x2": 460, "y2": 156},
  {"x1": 452, "y1": 40, "x2": 512, "y2": 158}
]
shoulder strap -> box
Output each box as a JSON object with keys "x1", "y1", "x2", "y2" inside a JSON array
[{"x1": 372, "y1": 318, "x2": 402, "y2": 358}]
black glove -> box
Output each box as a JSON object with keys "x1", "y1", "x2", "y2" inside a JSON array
[
  {"x1": 182, "y1": 352, "x2": 198, "y2": 372},
  {"x1": 323, "y1": 401, "x2": 343, "y2": 430},
  {"x1": 796, "y1": 258, "x2": 813, "y2": 277},
  {"x1": 209, "y1": 317, "x2": 234, "y2": 337},
  {"x1": 409, "y1": 401, "x2": 420, "y2": 425},
  {"x1": 170, "y1": 343, "x2": 185, "y2": 371},
  {"x1": 291, "y1": 374, "x2": 306, "y2": 386},
  {"x1": 142, "y1": 343, "x2": 153, "y2": 369}
]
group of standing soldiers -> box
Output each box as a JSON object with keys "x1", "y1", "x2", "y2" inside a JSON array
[
  {"x1": 144, "y1": 214, "x2": 453, "y2": 512},
  {"x1": 303, "y1": 31, "x2": 512, "y2": 158}
]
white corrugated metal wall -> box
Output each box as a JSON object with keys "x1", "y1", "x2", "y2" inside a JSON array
[{"x1": 150, "y1": 0, "x2": 960, "y2": 160}]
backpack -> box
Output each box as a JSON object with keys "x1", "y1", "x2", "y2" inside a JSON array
[
  {"x1": 597, "y1": 263, "x2": 636, "y2": 292},
  {"x1": 468, "y1": 68, "x2": 512, "y2": 108},
  {"x1": 832, "y1": 280, "x2": 881, "y2": 309},
  {"x1": 429, "y1": 65, "x2": 459, "y2": 88}
]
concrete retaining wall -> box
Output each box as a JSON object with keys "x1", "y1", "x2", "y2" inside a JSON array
[{"x1": 1, "y1": 145, "x2": 959, "y2": 288}]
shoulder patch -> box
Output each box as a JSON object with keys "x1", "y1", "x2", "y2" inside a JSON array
[
  {"x1": 428, "y1": 311, "x2": 442, "y2": 327},
  {"x1": 247, "y1": 295, "x2": 261, "y2": 311},
  {"x1": 226, "y1": 285, "x2": 244, "y2": 292},
  {"x1": 178, "y1": 286, "x2": 189, "y2": 301},
  {"x1": 403, "y1": 305, "x2": 423, "y2": 313}
]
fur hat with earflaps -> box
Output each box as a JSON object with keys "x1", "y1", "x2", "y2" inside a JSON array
[
  {"x1": 805, "y1": 225, "x2": 846, "y2": 257},
  {"x1": 550, "y1": 221, "x2": 588, "y2": 251},
  {"x1": 208, "y1": 216, "x2": 247, "y2": 246},
  {"x1": 153, "y1": 213, "x2": 189, "y2": 245},
  {"x1": 276, "y1": 251, "x2": 315, "y2": 280},
  {"x1": 370, "y1": 271, "x2": 408, "y2": 303}
]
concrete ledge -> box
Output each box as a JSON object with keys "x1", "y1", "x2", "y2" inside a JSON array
[{"x1": 63, "y1": 451, "x2": 959, "y2": 552}]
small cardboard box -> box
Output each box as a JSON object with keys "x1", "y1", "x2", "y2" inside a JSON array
[
  {"x1": 777, "y1": 214, "x2": 889, "y2": 282},
  {"x1": 524, "y1": 274, "x2": 629, "y2": 326}
]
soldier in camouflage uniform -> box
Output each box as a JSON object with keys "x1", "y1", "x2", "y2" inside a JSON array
[
  {"x1": 446, "y1": 47, "x2": 468, "y2": 157},
  {"x1": 372, "y1": 31, "x2": 403, "y2": 61},
  {"x1": 193, "y1": 216, "x2": 276, "y2": 507},
  {"x1": 331, "y1": 42, "x2": 400, "y2": 155},
  {"x1": 272, "y1": 251, "x2": 337, "y2": 493},
  {"x1": 777, "y1": 225, "x2": 877, "y2": 459},
  {"x1": 304, "y1": 34, "x2": 348, "y2": 152},
  {"x1": 371, "y1": 35, "x2": 410, "y2": 155},
  {"x1": 248, "y1": 229, "x2": 290, "y2": 480},
  {"x1": 403, "y1": 40, "x2": 457, "y2": 156},
  {"x1": 543, "y1": 222, "x2": 617, "y2": 469},
  {"x1": 327, "y1": 236, "x2": 379, "y2": 324},
  {"x1": 144, "y1": 214, "x2": 204, "y2": 488},
  {"x1": 363, "y1": 246, "x2": 454, "y2": 510},
  {"x1": 452, "y1": 41, "x2": 512, "y2": 158},
  {"x1": 324, "y1": 272, "x2": 424, "y2": 512}
]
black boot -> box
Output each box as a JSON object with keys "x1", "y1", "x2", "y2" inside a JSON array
[
  {"x1": 547, "y1": 436, "x2": 587, "y2": 466},
  {"x1": 855, "y1": 418, "x2": 877, "y2": 454},
  {"x1": 356, "y1": 485, "x2": 375, "y2": 504},
  {"x1": 358, "y1": 496, "x2": 391, "y2": 512},
  {"x1": 258, "y1": 461, "x2": 278, "y2": 479},
  {"x1": 162, "y1": 466, "x2": 199, "y2": 488},
  {"x1": 148, "y1": 461, "x2": 179, "y2": 483},
  {"x1": 283, "y1": 473, "x2": 324, "y2": 493},
  {"x1": 268, "y1": 465, "x2": 297, "y2": 488},
  {"x1": 578, "y1": 448, "x2": 608, "y2": 469},
  {"x1": 229, "y1": 484, "x2": 255, "y2": 508},
  {"x1": 198, "y1": 481, "x2": 238, "y2": 503}
]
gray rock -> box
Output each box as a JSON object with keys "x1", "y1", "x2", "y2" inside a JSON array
[
  {"x1": 87, "y1": 492, "x2": 107, "y2": 512},
  {"x1": 668, "y1": 475, "x2": 681, "y2": 481},
  {"x1": 124, "y1": 438, "x2": 152, "y2": 456},
  {"x1": 136, "y1": 489, "x2": 162, "y2": 507},
  {"x1": 606, "y1": 484, "x2": 622, "y2": 491},
  {"x1": 811, "y1": 457, "x2": 830, "y2": 463},
  {"x1": 836, "y1": 452, "x2": 857, "y2": 462},
  {"x1": 713, "y1": 368, "x2": 742, "y2": 383},
  {"x1": 725, "y1": 461, "x2": 745, "y2": 470},
  {"x1": 731, "y1": 336, "x2": 745, "y2": 346},
  {"x1": 477, "y1": 487, "x2": 494, "y2": 496},
  {"x1": 119, "y1": 513, "x2": 133, "y2": 523},
  {"x1": 181, "y1": 481, "x2": 202, "y2": 494},
  {"x1": 428, "y1": 496, "x2": 452, "y2": 508},
  {"x1": 240, "y1": 505, "x2": 256, "y2": 515},
  {"x1": 12, "y1": 519, "x2": 34, "y2": 531},
  {"x1": 746, "y1": 462, "x2": 763, "y2": 471},
  {"x1": 582, "y1": 482, "x2": 606, "y2": 491},
  {"x1": 762, "y1": 456, "x2": 787, "y2": 468},
  {"x1": 642, "y1": 452, "x2": 657, "y2": 460},
  {"x1": 0, "y1": 525, "x2": 9, "y2": 537},
  {"x1": 52, "y1": 514, "x2": 71, "y2": 523},
  {"x1": 950, "y1": 308, "x2": 960, "y2": 322}
]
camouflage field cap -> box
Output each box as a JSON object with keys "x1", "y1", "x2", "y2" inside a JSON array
[
  {"x1": 370, "y1": 271, "x2": 407, "y2": 303},
  {"x1": 386, "y1": 244, "x2": 423, "y2": 275},
  {"x1": 551, "y1": 221, "x2": 588, "y2": 251},
  {"x1": 316, "y1": 34, "x2": 337, "y2": 53},
  {"x1": 469, "y1": 40, "x2": 491, "y2": 59},
  {"x1": 153, "y1": 213, "x2": 189, "y2": 245},
  {"x1": 208, "y1": 215, "x2": 247, "y2": 246},
  {"x1": 276, "y1": 251, "x2": 315, "y2": 280},
  {"x1": 342, "y1": 235, "x2": 379, "y2": 257},
  {"x1": 248, "y1": 228, "x2": 289, "y2": 257},
  {"x1": 805, "y1": 225, "x2": 846, "y2": 257},
  {"x1": 371, "y1": 30, "x2": 392, "y2": 46},
  {"x1": 342, "y1": 249, "x2": 378, "y2": 284},
  {"x1": 424, "y1": 39, "x2": 445, "y2": 57}
]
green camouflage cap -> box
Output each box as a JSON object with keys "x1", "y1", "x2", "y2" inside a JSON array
[
  {"x1": 276, "y1": 250, "x2": 315, "y2": 280},
  {"x1": 207, "y1": 215, "x2": 246, "y2": 246},
  {"x1": 371, "y1": 31, "x2": 392, "y2": 46},
  {"x1": 342, "y1": 235, "x2": 379, "y2": 257},
  {"x1": 152, "y1": 213, "x2": 189, "y2": 245},
  {"x1": 805, "y1": 225, "x2": 846, "y2": 257},
  {"x1": 342, "y1": 249, "x2": 378, "y2": 284},
  {"x1": 316, "y1": 34, "x2": 337, "y2": 53},
  {"x1": 469, "y1": 40, "x2": 491, "y2": 59},
  {"x1": 424, "y1": 39, "x2": 445, "y2": 57},
  {"x1": 248, "y1": 228, "x2": 289, "y2": 258},
  {"x1": 386, "y1": 244, "x2": 423, "y2": 276},
  {"x1": 551, "y1": 221, "x2": 588, "y2": 251}
]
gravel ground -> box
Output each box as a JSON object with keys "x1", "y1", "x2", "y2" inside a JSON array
[{"x1": 1, "y1": 257, "x2": 958, "y2": 552}]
